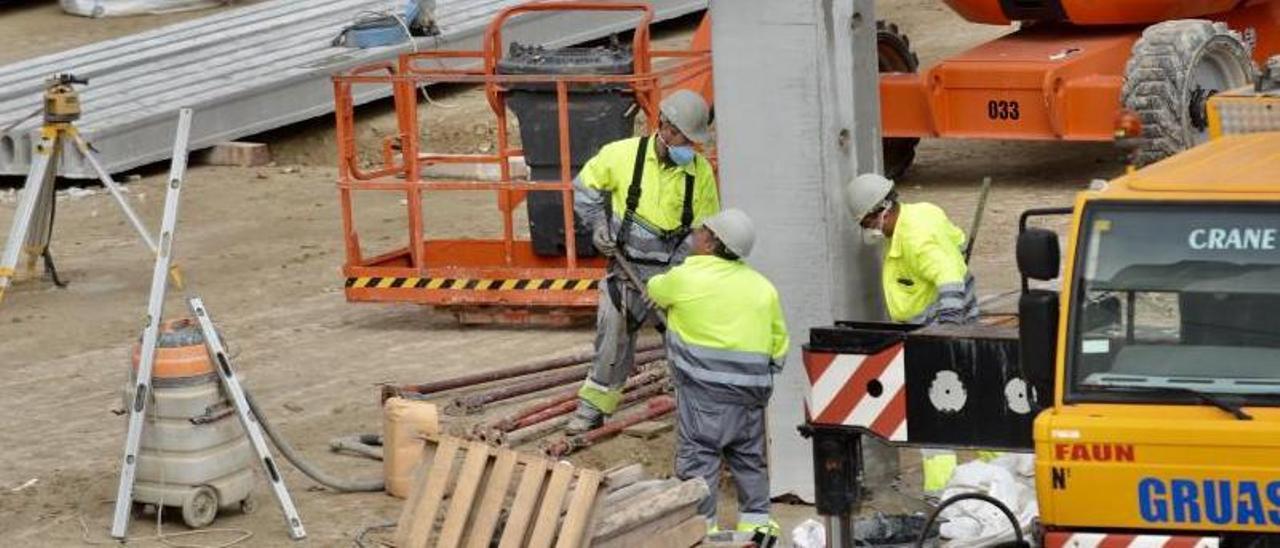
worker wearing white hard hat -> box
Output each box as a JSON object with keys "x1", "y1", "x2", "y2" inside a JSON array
[
  {"x1": 568, "y1": 90, "x2": 721, "y2": 434},
  {"x1": 846, "y1": 172, "x2": 981, "y2": 494},
  {"x1": 845, "y1": 172, "x2": 978, "y2": 325},
  {"x1": 646, "y1": 209, "x2": 788, "y2": 537}
]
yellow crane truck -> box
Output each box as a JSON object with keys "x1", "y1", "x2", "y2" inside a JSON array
[{"x1": 801, "y1": 79, "x2": 1280, "y2": 547}]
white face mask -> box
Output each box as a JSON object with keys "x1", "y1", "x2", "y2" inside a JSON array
[
  {"x1": 861, "y1": 207, "x2": 889, "y2": 245},
  {"x1": 862, "y1": 227, "x2": 885, "y2": 245}
]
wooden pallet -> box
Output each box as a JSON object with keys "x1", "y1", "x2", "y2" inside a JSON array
[
  {"x1": 394, "y1": 436, "x2": 603, "y2": 548},
  {"x1": 590, "y1": 477, "x2": 709, "y2": 548}
]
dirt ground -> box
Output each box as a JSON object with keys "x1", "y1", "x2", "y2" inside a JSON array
[{"x1": 0, "y1": 1, "x2": 1124, "y2": 545}]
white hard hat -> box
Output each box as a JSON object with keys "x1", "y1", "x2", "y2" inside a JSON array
[
  {"x1": 659, "y1": 89, "x2": 712, "y2": 144},
  {"x1": 703, "y1": 208, "x2": 755, "y2": 259},
  {"x1": 845, "y1": 173, "x2": 895, "y2": 220}
]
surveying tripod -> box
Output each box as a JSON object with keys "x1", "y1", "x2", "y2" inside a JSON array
[{"x1": 0, "y1": 73, "x2": 169, "y2": 306}]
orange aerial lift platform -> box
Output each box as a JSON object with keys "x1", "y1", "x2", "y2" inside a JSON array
[{"x1": 332, "y1": 2, "x2": 710, "y2": 324}]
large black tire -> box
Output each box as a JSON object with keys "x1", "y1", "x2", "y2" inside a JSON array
[
  {"x1": 1121, "y1": 19, "x2": 1254, "y2": 166},
  {"x1": 878, "y1": 20, "x2": 920, "y2": 180}
]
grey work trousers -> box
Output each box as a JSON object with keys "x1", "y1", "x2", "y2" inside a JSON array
[
  {"x1": 582, "y1": 262, "x2": 663, "y2": 414},
  {"x1": 675, "y1": 391, "x2": 770, "y2": 524}
]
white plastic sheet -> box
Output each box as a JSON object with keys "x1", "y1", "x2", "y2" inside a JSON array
[
  {"x1": 60, "y1": 0, "x2": 231, "y2": 17},
  {"x1": 791, "y1": 518, "x2": 827, "y2": 548},
  {"x1": 938, "y1": 454, "x2": 1039, "y2": 547}
]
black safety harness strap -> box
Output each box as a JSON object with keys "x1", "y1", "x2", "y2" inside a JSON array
[
  {"x1": 616, "y1": 136, "x2": 696, "y2": 267},
  {"x1": 606, "y1": 136, "x2": 695, "y2": 331}
]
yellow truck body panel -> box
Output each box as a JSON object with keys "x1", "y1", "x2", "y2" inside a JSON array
[{"x1": 1035, "y1": 131, "x2": 1280, "y2": 535}]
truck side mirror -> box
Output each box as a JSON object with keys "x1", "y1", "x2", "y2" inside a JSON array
[
  {"x1": 1019, "y1": 289, "x2": 1058, "y2": 410},
  {"x1": 1017, "y1": 228, "x2": 1061, "y2": 409},
  {"x1": 1014, "y1": 209, "x2": 1071, "y2": 409},
  {"x1": 1017, "y1": 228, "x2": 1059, "y2": 281}
]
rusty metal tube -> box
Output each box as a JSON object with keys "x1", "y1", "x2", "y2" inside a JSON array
[
  {"x1": 501, "y1": 381, "x2": 671, "y2": 447},
  {"x1": 490, "y1": 364, "x2": 669, "y2": 433},
  {"x1": 381, "y1": 342, "x2": 663, "y2": 400},
  {"x1": 503, "y1": 416, "x2": 572, "y2": 447},
  {"x1": 509, "y1": 399, "x2": 577, "y2": 431},
  {"x1": 444, "y1": 366, "x2": 586, "y2": 415},
  {"x1": 514, "y1": 375, "x2": 668, "y2": 431},
  {"x1": 446, "y1": 348, "x2": 666, "y2": 416},
  {"x1": 474, "y1": 368, "x2": 667, "y2": 443},
  {"x1": 544, "y1": 395, "x2": 676, "y2": 457}
]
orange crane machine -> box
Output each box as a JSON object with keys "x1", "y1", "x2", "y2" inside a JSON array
[
  {"x1": 879, "y1": 0, "x2": 1280, "y2": 174},
  {"x1": 332, "y1": 0, "x2": 1280, "y2": 322}
]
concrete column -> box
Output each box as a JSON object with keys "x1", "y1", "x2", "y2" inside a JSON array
[{"x1": 710, "y1": 0, "x2": 898, "y2": 502}]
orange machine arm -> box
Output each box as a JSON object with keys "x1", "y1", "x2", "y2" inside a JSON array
[
  {"x1": 666, "y1": 12, "x2": 713, "y2": 104},
  {"x1": 943, "y1": 0, "x2": 1257, "y2": 25}
]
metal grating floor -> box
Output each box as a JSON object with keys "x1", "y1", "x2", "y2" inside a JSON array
[{"x1": 0, "y1": 0, "x2": 706, "y2": 177}]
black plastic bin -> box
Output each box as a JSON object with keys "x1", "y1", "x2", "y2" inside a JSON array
[{"x1": 498, "y1": 42, "x2": 637, "y2": 257}]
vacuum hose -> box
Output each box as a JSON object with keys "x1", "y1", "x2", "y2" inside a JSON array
[
  {"x1": 244, "y1": 390, "x2": 385, "y2": 492},
  {"x1": 915, "y1": 492, "x2": 1026, "y2": 548}
]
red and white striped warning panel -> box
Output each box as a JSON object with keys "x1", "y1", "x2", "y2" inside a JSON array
[
  {"x1": 1044, "y1": 532, "x2": 1220, "y2": 548},
  {"x1": 803, "y1": 344, "x2": 907, "y2": 441}
]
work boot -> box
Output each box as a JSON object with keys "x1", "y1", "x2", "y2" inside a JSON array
[
  {"x1": 738, "y1": 520, "x2": 781, "y2": 548},
  {"x1": 564, "y1": 402, "x2": 604, "y2": 435}
]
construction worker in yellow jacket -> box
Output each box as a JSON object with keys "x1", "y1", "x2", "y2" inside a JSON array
[
  {"x1": 647, "y1": 208, "x2": 788, "y2": 536},
  {"x1": 567, "y1": 90, "x2": 721, "y2": 433},
  {"x1": 845, "y1": 173, "x2": 979, "y2": 494},
  {"x1": 846, "y1": 173, "x2": 978, "y2": 325}
]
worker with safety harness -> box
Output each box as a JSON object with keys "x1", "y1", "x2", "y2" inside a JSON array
[
  {"x1": 567, "y1": 90, "x2": 721, "y2": 434},
  {"x1": 845, "y1": 173, "x2": 980, "y2": 496},
  {"x1": 646, "y1": 209, "x2": 788, "y2": 540}
]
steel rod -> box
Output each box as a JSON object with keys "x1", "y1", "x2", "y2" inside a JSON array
[
  {"x1": 503, "y1": 416, "x2": 571, "y2": 447},
  {"x1": 512, "y1": 370, "x2": 668, "y2": 430},
  {"x1": 512, "y1": 371, "x2": 670, "y2": 432},
  {"x1": 445, "y1": 348, "x2": 666, "y2": 415},
  {"x1": 544, "y1": 395, "x2": 676, "y2": 457},
  {"x1": 501, "y1": 380, "x2": 670, "y2": 447},
  {"x1": 485, "y1": 356, "x2": 669, "y2": 432},
  {"x1": 510, "y1": 375, "x2": 668, "y2": 435},
  {"x1": 381, "y1": 342, "x2": 663, "y2": 400},
  {"x1": 444, "y1": 366, "x2": 588, "y2": 416}
]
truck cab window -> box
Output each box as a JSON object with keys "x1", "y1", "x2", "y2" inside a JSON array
[{"x1": 1069, "y1": 204, "x2": 1280, "y2": 404}]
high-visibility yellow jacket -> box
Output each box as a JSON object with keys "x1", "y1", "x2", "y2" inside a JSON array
[
  {"x1": 882, "y1": 203, "x2": 978, "y2": 324},
  {"x1": 575, "y1": 136, "x2": 719, "y2": 232},
  {"x1": 648, "y1": 255, "x2": 788, "y2": 406}
]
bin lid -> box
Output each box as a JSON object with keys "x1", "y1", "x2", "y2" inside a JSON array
[
  {"x1": 131, "y1": 318, "x2": 216, "y2": 379},
  {"x1": 496, "y1": 42, "x2": 633, "y2": 75}
]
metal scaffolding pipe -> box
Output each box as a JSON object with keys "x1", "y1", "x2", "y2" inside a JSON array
[
  {"x1": 516, "y1": 377, "x2": 669, "y2": 431},
  {"x1": 503, "y1": 416, "x2": 572, "y2": 447},
  {"x1": 380, "y1": 342, "x2": 663, "y2": 401},
  {"x1": 444, "y1": 349, "x2": 666, "y2": 415},
  {"x1": 487, "y1": 364, "x2": 669, "y2": 434},
  {"x1": 500, "y1": 381, "x2": 671, "y2": 447},
  {"x1": 544, "y1": 395, "x2": 676, "y2": 457}
]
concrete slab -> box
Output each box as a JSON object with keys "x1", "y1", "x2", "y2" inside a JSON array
[{"x1": 0, "y1": 0, "x2": 706, "y2": 178}]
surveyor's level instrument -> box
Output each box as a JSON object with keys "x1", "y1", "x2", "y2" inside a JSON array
[{"x1": 0, "y1": 74, "x2": 176, "y2": 307}]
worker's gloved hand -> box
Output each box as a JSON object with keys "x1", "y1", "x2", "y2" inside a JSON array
[{"x1": 592, "y1": 224, "x2": 617, "y2": 256}]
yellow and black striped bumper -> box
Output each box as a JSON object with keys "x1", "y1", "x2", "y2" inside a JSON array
[{"x1": 344, "y1": 277, "x2": 600, "y2": 292}]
